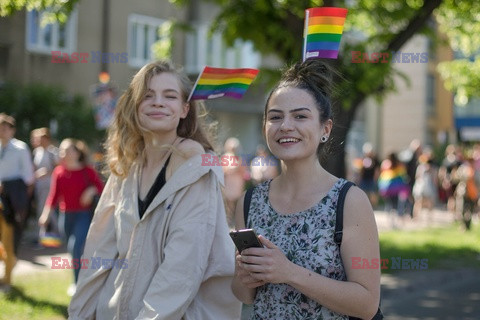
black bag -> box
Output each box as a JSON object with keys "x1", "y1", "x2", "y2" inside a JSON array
[{"x1": 243, "y1": 182, "x2": 384, "y2": 320}]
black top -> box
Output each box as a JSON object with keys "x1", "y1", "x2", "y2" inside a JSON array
[{"x1": 138, "y1": 155, "x2": 171, "y2": 219}]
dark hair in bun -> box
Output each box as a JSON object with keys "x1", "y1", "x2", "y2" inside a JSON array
[{"x1": 263, "y1": 59, "x2": 337, "y2": 161}]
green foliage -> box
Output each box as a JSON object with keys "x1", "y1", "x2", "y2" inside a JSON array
[
  {"x1": 152, "y1": 20, "x2": 175, "y2": 60},
  {"x1": 438, "y1": 58, "x2": 480, "y2": 106},
  {"x1": 202, "y1": 0, "x2": 447, "y2": 109},
  {"x1": 0, "y1": 82, "x2": 103, "y2": 146},
  {"x1": 0, "y1": 0, "x2": 77, "y2": 22},
  {"x1": 434, "y1": 0, "x2": 480, "y2": 103}
]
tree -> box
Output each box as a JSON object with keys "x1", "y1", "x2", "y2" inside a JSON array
[
  {"x1": 178, "y1": 0, "x2": 480, "y2": 176},
  {"x1": 0, "y1": 82, "x2": 103, "y2": 146},
  {"x1": 2, "y1": 0, "x2": 480, "y2": 175}
]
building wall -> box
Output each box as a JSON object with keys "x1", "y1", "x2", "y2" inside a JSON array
[
  {"x1": 0, "y1": 0, "x2": 187, "y2": 97},
  {"x1": 380, "y1": 36, "x2": 429, "y2": 158}
]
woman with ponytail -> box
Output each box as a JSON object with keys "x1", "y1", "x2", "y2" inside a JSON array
[{"x1": 232, "y1": 59, "x2": 381, "y2": 319}]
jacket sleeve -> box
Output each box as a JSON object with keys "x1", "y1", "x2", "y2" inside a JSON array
[
  {"x1": 135, "y1": 173, "x2": 220, "y2": 320},
  {"x1": 68, "y1": 175, "x2": 119, "y2": 320}
]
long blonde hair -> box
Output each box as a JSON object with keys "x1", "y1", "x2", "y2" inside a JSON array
[{"x1": 105, "y1": 60, "x2": 215, "y2": 178}]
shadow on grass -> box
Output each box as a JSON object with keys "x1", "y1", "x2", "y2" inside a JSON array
[
  {"x1": 3, "y1": 285, "x2": 68, "y2": 317},
  {"x1": 379, "y1": 224, "x2": 480, "y2": 273},
  {"x1": 380, "y1": 243, "x2": 480, "y2": 273}
]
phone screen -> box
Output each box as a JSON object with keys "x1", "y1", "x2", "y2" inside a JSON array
[{"x1": 229, "y1": 228, "x2": 263, "y2": 253}]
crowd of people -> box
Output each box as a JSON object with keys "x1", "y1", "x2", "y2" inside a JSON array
[
  {"x1": 0, "y1": 113, "x2": 104, "y2": 295},
  {"x1": 352, "y1": 139, "x2": 480, "y2": 229},
  {"x1": 0, "y1": 57, "x2": 475, "y2": 319}
]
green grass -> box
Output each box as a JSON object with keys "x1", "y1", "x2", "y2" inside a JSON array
[
  {"x1": 1, "y1": 223, "x2": 479, "y2": 319},
  {"x1": 379, "y1": 222, "x2": 480, "y2": 273},
  {"x1": 0, "y1": 269, "x2": 71, "y2": 320}
]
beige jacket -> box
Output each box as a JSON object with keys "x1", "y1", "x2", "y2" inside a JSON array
[{"x1": 68, "y1": 154, "x2": 241, "y2": 320}]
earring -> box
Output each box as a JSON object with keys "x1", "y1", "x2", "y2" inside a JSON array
[{"x1": 321, "y1": 136, "x2": 328, "y2": 143}]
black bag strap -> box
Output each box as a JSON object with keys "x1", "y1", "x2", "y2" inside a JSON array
[
  {"x1": 334, "y1": 180, "x2": 355, "y2": 246},
  {"x1": 335, "y1": 180, "x2": 384, "y2": 320},
  {"x1": 243, "y1": 187, "x2": 255, "y2": 227}
]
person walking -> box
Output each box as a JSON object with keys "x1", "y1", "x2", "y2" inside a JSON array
[
  {"x1": 39, "y1": 138, "x2": 104, "y2": 295},
  {"x1": 0, "y1": 113, "x2": 35, "y2": 290},
  {"x1": 31, "y1": 127, "x2": 60, "y2": 245}
]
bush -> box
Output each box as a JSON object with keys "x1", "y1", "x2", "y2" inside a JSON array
[{"x1": 0, "y1": 82, "x2": 105, "y2": 147}]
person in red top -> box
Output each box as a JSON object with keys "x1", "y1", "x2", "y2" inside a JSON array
[{"x1": 39, "y1": 138, "x2": 104, "y2": 294}]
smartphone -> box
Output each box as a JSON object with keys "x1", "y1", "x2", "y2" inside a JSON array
[{"x1": 229, "y1": 228, "x2": 263, "y2": 253}]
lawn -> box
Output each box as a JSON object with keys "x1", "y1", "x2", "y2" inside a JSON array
[
  {"x1": 379, "y1": 222, "x2": 480, "y2": 272},
  {"x1": 1, "y1": 223, "x2": 479, "y2": 319},
  {"x1": 0, "y1": 269, "x2": 71, "y2": 320}
]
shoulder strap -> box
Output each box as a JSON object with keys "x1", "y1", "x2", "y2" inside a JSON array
[
  {"x1": 334, "y1": 181, "x2": 355, "y2": 246},
  {"x1": 243, "y1": 187, "x2": 255, "y2": 226}
]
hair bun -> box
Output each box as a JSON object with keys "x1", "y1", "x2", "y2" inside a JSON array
[{"x1": 281, "y1": 59, "x2": 334, "y2": 97}]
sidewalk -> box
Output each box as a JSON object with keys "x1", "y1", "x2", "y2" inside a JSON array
[
  {"x1": 0, "y1": 243, "x2": 70, "y2": 279},
  {"x1": 3, "y1": 208, "x2": 455, "y2": 274},
  {"x1": 374, "y1": 207, "x2": 456, "y2": 232}
]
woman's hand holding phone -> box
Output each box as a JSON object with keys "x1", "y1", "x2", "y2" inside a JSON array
[
  {"x1": 230, "y1": 229, "x2": 265, "y2": 288},
  {"x1": 236, "y1": 235, "x2": 296, "y2": 285},
  {"x1": 235, "y1": 251, "x2": 266, "y2": 289}
]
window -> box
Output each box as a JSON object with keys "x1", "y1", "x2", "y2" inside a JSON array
[
  {"x1": 128, "y1": 14, "x2": 170, "y2": 68},
  {"x1": 26, "y1": 9, "x2": 77, "y2": 54},
  {"x1": 185, "y1": 24, "x2": 261, "y2": 74}
]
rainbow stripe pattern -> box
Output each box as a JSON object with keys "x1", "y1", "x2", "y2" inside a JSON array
[
  {"x1": 188, "y1": 66, "x2": 259, "y2": 101},
  {"x1": 378, "y1": 166, "x2": 410, "y2": 197},
  {"x1": 40, "y1": 233, "x2": 63, "y2": 248},
  {"x1": 303, "y1": 7, "x2": 348, "y2": 61}
]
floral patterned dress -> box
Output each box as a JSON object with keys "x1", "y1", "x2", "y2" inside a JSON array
[{"x1": 247, "y1": 179, "x2": 349, "y2": 320}]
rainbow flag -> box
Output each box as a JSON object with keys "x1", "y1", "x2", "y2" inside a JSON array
[
  {"x1": 188, "y1": 66, "x2": 259, "y2": 101},
  {"x1": 40, "y1": 233, "x2": 63, "y2": 248},
  {"x1": 303, "y1": 7, "x2": 348, "y2": 61}
]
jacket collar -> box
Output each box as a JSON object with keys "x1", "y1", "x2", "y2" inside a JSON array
[{"x1": 122, "y1": 152, "x2": 224, "y2": 221}]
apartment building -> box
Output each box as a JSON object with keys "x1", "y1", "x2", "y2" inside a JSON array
[
  {"x1": 348, "y1": 35, "x2": 455, "y2": 160},
  {"x1": 0, "y1": 0, "x2": 269, "y2": 155},
  {"x1": 1, "y1": 1, "x2": 460, "y2": 163}
]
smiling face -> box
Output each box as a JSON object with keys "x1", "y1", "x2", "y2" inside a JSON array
[
  {"x1": 265, "y1": 86, "x2": 332, "y2": 162},
  {"x1": 138, "y1": 72, "x2": 189, "y2": 136}
]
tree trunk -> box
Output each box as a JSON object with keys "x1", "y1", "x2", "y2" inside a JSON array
[{"x1": 323, "y1": 0, "x2": 443, "y2": 178}]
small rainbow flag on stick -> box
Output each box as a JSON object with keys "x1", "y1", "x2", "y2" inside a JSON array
[
  {"x1": 303, "y1": 7, "x2": 348, "y2": 61},
  {"x1": 188, "y1": 66, "x2": 259, "y2": 101}
]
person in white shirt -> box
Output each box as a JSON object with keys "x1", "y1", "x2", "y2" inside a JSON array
[{"x1": 0, "y1": 113, "x2": 34, "y2": 290}]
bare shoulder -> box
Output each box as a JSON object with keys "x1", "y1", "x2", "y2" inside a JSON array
[
  {"x1": 341, "y1": 184, "x2": 379, "y2": 251},
  {"x1": 168, "y1": 139, "x2": 206, "y2": 178},
  {"x1": 343, "y1": 185, "x2": 376, "y2": 225},
  {"x1": 177, "y1": 138, "x2": 205, "y2": 158}
]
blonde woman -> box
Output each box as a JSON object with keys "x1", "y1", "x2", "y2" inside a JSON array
[{"x1": 68, "y1": 61, "x2": 241, "y2": 319}]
